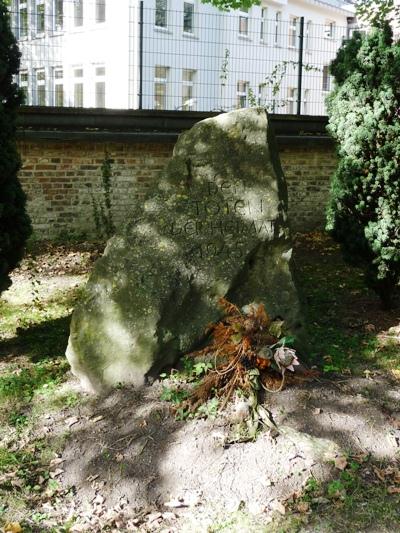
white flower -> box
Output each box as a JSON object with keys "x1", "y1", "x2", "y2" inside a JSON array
[{"x1": 274, "y1": 346, "x2": 300, "y2": 372}]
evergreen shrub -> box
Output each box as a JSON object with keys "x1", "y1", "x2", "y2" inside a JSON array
[
  {"x1": 0, "y1": 2, "x2": 31, "y2": 293},
  {"x1": 326, "y1": 24, "x2": 400, "y2": 307}
]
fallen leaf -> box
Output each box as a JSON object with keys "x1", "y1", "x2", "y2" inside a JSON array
[
  {"x1": 4, "y1": 524, "x2": 22, "y2": 533},
  {"x1": 49, "y1": 457, "x2": 64, "y2": 467},
  {"x1": 147, "y1": 512, "x2": 162, "y2": 523},
  {"x1": 271, "y1": 500, "x2": 286, "y2": 515},
  {"x1": 373, "y1": 466, "x2": 386, "y2": 482},
  {"x1": 335, "y1": 456, "x2": 348, "y2": 470},
  {"x1": 387, "y1": 486, "x2": 400, "y2": 494},
  {"x1": 50, "y1": 468, "x2": 64, "y2": 478},
  {"x1": 296, "y1": 501, "x2": 310, "y2": 513}
]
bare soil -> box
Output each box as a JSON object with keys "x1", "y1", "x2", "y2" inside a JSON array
[{"x1": 1, "y1": 236, "x2": 399, "y2": 532}]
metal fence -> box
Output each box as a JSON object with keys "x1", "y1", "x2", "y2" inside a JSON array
[{"x1": 10, "y1": 0, "x2": 357, "y2": 115}]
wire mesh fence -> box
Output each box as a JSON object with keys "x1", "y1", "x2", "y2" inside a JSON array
[{"x1": 9, "y1": 0, "x2": 357, "y2": 115}]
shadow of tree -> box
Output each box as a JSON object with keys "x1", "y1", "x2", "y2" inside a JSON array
[{"x1": 0, "y1": 315, "x2": 71, "y2": 363}]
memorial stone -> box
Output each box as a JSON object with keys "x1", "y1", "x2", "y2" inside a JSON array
[{"x1": 66, "y1": 108, "x2": 303, "y2": 393}]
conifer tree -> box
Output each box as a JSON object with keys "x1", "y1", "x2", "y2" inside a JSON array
[
  {"x1": 326, "y1": 24, "x2": 400, "y2": 307},
  {"x1": 0, "y1": 1, "x2": 31, "y2": 293}
]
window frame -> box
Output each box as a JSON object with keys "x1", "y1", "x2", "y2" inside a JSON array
[
  {"x1": 35, "y1": 68, "x2": 46, "y2": 106},
  {"x1": 288, "y1": 15, "x2": 298, "y2": 48},
  {"x1": 154, "y1": 65, "x2": 169, "y2": 110},
  {"x1": 35, "y1": 0, "x2": 45, "y2": 35},
  {"x1": 287, "y1": 87, "x2": 297, "y2": 114},
  {"x1": 74, "y1": 0, "x2": 84, "y2": 27},
  {"x1": 260, "y1": 7, "x2": 266, "y2": 42},
  {"x1": 274, "y1": 11, "x2": 282, "y2": 47},
  {"x1": 19, "y1": 70, "x2": 29, "y2": 104},
  {"x1": 95, "y1": 0, "x2": 106, "y2": 24},
  {"x1": 182, "y1": 68, "x2": 196, "y2": 110},
  {"x1": 183, "y1": 2, "x2": 194, "y2": 34},
  {"x1": 305, "y1": 20, "x2": 312, "y2": 51},
  {"x1": 155, "y1": 0, "x2": 167, "y2": 28},
  {"x1": 324, "y1": 20, "x2": 336, "y2": 39},
  {"x1": 95, "y1": 65, "x2": 106, "y2": 107},
  {"x1": 238, "y1": 7, "x2": 249, "y2": 36},
  {"x1": 236, "y1": 80, "x2": 248, "y2": 108},
  {"x1": 322, "y1": 65, "x2": 330, "y2": 92},
  {"x1": 18, "y1": 1, "x2": 28, "y2": 39},
  {"x1": 53, "y1": 67, "x2": 64, "y2": 106},
  {"x1": 73, "y1": 67, "x2": 84, "y2": 107},
  {"x1": 53, "y1": 0, "x2": 64, "y2": 32}
]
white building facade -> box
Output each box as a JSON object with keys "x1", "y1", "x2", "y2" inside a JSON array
[{"x1": 11, "y1": 0, "x2": 354, "y2": 114}]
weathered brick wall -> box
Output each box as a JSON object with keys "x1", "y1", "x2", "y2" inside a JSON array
[
  {"x1": 17, "y1": 138, "x2": 337, "y2": 240},
  {"x1": 280, "y1": 140, "x2": 337, "y2": 231}
]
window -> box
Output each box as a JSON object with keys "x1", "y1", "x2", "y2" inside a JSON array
[
  {"x1": 36, "y1": 0, "x2": 45, "y2": 34},
  {"x1": 96, "y1": 0, "x2": 105, "y2": 23},
  {"x1": 260, "y1": 8, "x2": 266, "y2": 41},
  {"x1": 258, "y1": 83, "x2": 266, "y2": 106},
  {"x1": 303, "y1": 89, "x2": 310, "y2": 114},
  {"x1": 154, "y1": 66, "x2": 168, "y2": 110},
  {"x1": 20, "y1": 70, "x2": 29, "y2": 104},
  {"x1": 95, "y1": 66, "x2": 106, "y2": 107},
  {"x1": 74, "y1": 0, "x2": 83, "y2": 27},
  {"x1": 18, "y1": 1, "x2": 28, "y2": 38},
  {"x1": 155, "y1": 0, "x2": 167, "y2": 28},
  {"x1": 289, "y1": 16, "x2": 298, "y2": 48},
  {"x1": 35, "y1": 69, "x2": 46, "y2": 106},
  {"x1": 182, "y1": 69, "x2": 196, "y2": 110},
  {"x1": 73, "y1": 67, "x2": 84, "y2": 106},
  {"x1": 305, "y1": 20, "x2": 312, "y2": 50},
  {"x1": 237, "y1": 81, "x2": 248, "y2": 108},
  {"x1": 274, "y1": 11, "x2": 281, "y2": 46},
  {"x1": 287, "y1": 87, "x2": 297, "y2": 114},
  {"x1": 54, "y1": 0, "x2": 63, "y2": 31},
  {"x1": 53, "y1": 67, "x2": 63, "y2": 106},
  {"x1": 322, "y1": 65, "x2": 330, "y2": 91},
  {"x1": 324, "y1": 20, "x2": 335, "y2": 39},
  {"x1": 239, "y1": 7, "x2": 248, "y2": 36},
  {"x1": 183, "y1": 2, "x2": 194, "y2": 33}
]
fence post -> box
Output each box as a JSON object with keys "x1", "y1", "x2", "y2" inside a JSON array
[
  {"x1": 138, "y1": 1, "x2": 144, "y2": 110},
  {"x1": 297, "y1": 16, "x2": 304, "y2": 115}
]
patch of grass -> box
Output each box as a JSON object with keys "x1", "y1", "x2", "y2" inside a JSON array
[
  {"x1": 277, "y1": 456, "x2": 400, "y2": 533},
  {"x1": 0, "y1": 286, "x2": 83, "y2": 362},
  {"x1": 294, "y1": 233, "x2": 400, "y2": 375},
  {"x1": 0, "y1": 360, "x2": 68, "y2": 402}
]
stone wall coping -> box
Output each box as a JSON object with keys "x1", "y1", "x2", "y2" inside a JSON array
[{"x1": 17, "y1": 107, "x2": 332, "y2": 144}]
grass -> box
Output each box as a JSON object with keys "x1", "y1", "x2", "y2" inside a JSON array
[
  {"x1": 294, "y1": 233, "x2": 400, "y2": 375},
  {"x1": 273, "y1": 455, "x2": 400, "y2": 533},
  {"x1": 0, "y1": 274, "x2": 86, "y2": 529}
]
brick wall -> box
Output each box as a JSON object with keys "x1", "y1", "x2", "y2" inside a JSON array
[{"x1": 17, "y1": 138, "x2": 337, "y2": 240}]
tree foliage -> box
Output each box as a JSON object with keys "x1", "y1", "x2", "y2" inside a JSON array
[
  {"x1": 201, "y1": 0, "x2": 259, "y2": 11},
  {"x1": 0, "y1": 2, "x2": 31, "y2": 294},
  {"x1": 326, "y1": 24, "x2": 400, "y2": 307},
  {"x1": 355, "y1": 0, "x2": 400, "y2": 27}
]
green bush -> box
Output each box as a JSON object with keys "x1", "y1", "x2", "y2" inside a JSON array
[
  {"x1": 326, "y1": 25, "x2": 400, "y2": 307},
  {"x1": 0, "y1": 2, "x2": 31, "y2": 294}
]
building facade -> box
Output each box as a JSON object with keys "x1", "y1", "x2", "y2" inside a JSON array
[{"x1": 11, "y1": 0, "x2": 354, "y2": 114}]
